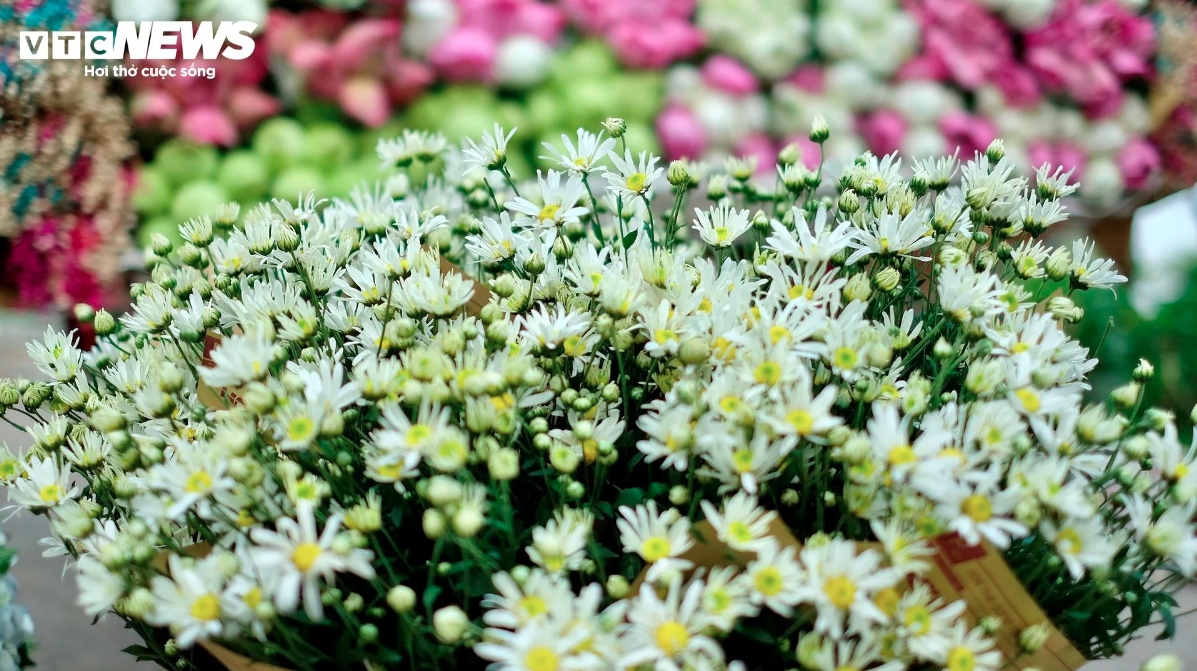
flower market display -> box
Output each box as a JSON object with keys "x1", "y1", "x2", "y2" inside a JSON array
[
  {"x1": 0, "y1": 527, "x2": 35, "y2": 670},
  {"x1": 0, "y1": 0, "x2": 137, "y2": 310},
  {"x1": 118, "y1": 0, "x2": 1183, "y2": 254},
  {"x1": 3, "y1": 117, "x2": 1195, "y2": 671}
]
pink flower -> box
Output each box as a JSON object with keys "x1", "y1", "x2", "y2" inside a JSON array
[
  {"x1": 333, "y1": 19, "x2": 400, "y2": 71},
  {"x1": 991, "y1": 65, "x2": 1041, "y2": 109},
  {"x1": 607, "y1": 19, "x2": 703, "y2": 69},
  {"x1": 130, "y1": 90, "x2": 180, "y2": 130},
  {"x1": 1117, "y1": 139, "x2": 1159, "y2": 190},
  {"x1": 227, "y1": 88, "x2": 283, "y2": 131},
  {"x1": 701, "y1": 56, "x2": 758, "y2": 96},
  {"x1": 1028, "y1": 140, "x2": 1055, "y2": 172},
  {"x1": 456, "y1": 0, "x2": 566, "y2": 41},
  {"x1": 384, "y1": 59, "x2": 436, "y2": 107},
  {"x1": 732, "y1": 133, "x2": 777, "y2": 176},
  {"x1": 656, "y1": 104, "x2": 709, "y2": 160},
  {"x1": 339, "y1": 76, "x2": 391, "y2": 128},
  {"x1": 513, "y1": 1, "x2": 568, "y2": 42},
  {"x1": 901, "y1": 0, "x2": 1015, "y2": 90},
  {"x1": 429, "y1": 26, "x2": 498, "y2": 81},
  {"x1": 860, "y1": 110, "x2": 908, "y2": 157},
  {"x1": 1055, "y1": 142, "x2": 1087, "y2": 179},
  {"x1": 785, "y1": 66, "x2": 825, "y2": 93},
  {"x1": 179, "y1": 106, "x2": 238, "y2": 146},
  {"x1": 939, "y1": 110, "x2": 997, "y2": 158}
]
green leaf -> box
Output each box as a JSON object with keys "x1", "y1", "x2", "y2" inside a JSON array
[
  {"x1": 423, "y1": 584, "x2": 442, "y2": 611},
  {"x1": 614, "y1": 488, "x2": 645, "y2": 509},
  {"x1": 735, "y1": 623, "x2": 776, "y2": 646},
  {"x1": 1156, "y1": 606, "x2": 1176, "y2": 640},
  {"x1": 622, "y1": 230, "x2": 638, "y2": 249}
]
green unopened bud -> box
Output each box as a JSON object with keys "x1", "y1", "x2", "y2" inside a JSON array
[
  {"x1": 837, "y1": 189, "x2": 860, "y2": 214},
  {"x1": 150, "y1": 233, "x2": 174, "y2": 256},
  {"x1": 707, "y1": 174, "x2": 728, "y2": 201},
  {"x1": 873, "y1": 267, "x2": 901, "y2": 293},
  {"x1": 667, "y1": 160, "x2": 691, "y2": 187},
  {"x1": 606, "y1": 574, "x2": 629, "y2": 599},
  {"x1": 843, "y1": 274, "x2": 872, "y2": 303},
  {"x1": 678, "y1": 338, "x2": 710, "y2": 365},
  {"x1": 979, "y1": 616, "x2": 1003, "y2": 635},
  {"x1": 985, "y1": 139, "x2": 1006, "y2": 163},
  {"x1": 387, "y1": 585, "x2": 417, "y2": 613},
  {"x1": 809, "y1": 115, "x2": 830, "y2": 143},
  {"x1": 1133, "y1": 359, "x2": 1155, "y2": 382},
  {"x1": 1019, "y1": 623, "x2": 1050, "y2": 654},
  {"x1": 602, "y1": 117, "x2": 627, "y2": 138},
  {"x1": 93, "y1": 309, "x2": 116, "y2": 336},
  {"x1": 1110, "y1": 382, "x2": 1141, "y2": 409}
]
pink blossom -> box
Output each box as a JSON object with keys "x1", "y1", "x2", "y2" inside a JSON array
[
  {"x1": 657, "y1": 105, "x2": 709, "y2": 160},
  {"x1": 1117, "y1": 139, "x2": 1159, "y2": 190},
  {"x1": 733, "y1": 133, "x2": 777, "y2": 176},
  {"x1": 991, "y1": 65, "x2": 1041, "y2": 109},
  {"x1": 939, "y1": 110, "x2": 997, "y2": 158},
  {"x1": 785, "y1": 66, "x2": 825, "y2": 93},
  {"x1": 456, "y1": 0, "x2": 566, "y2": 41},
  {"x1": 513, "y1": 1, "x2": 568, "y2": 42},
  {"x1": 429, "y1": 27, "x2": 498, "y2": 81},
  {"x1": 1055, "y1": 142, "x2": 1088, "y2": 179},
  {"x1": 333, "y1": 19, "x2": 400, "y2": 70},
  {"x1": 860, "y1": 110, "x2": 908, "y2": 157},
  {"x1": 227, "y1": 88, "x2": 283, "y2": 131},
  {"x1": 130, "y1": 90, "x2": 180, "y2": 130},
  {"x1": 901, "y1": 0, "x2": 1015, "y2": 90},
  {"x1": 701, "y1": 56, "x2": 758, "y2": 96},
  {"x1": 339, "y1": 76, "x2": 391, "y2": 128},
  {"x1": 383, "y1": 59, "x2": 436, "y2": 107},
  {"x1": 607, "y1": 19, "x2": 703, "y2": 69},
  {"x1": 179, "y1": 106, "x2": 239, "y2": 146}
]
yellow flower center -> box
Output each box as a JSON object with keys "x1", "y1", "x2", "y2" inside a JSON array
[
  {"x1": 961, "y1": 494, "x2": 993, "y2": 522},
  {"x1": 697, "y1": 297, "x2": 713, "y2": 313},
  {"x1": 786, "y1": 409, "x2": 814, "y2": 435},
  {"x1": 788, "y1": 284, "x2": 814, "y2": 301},
  {"x1": 1011, "y1": 342, "x2": 1030, "y2": 354},
  {"x1": 292, "y1": 542, "x2": 322, "y2": 572},
  {"x1": 823, "y1": 575, "x2": 857, "y2": 609},
  {"x1": 244, "y1": 587, "x2": 262, "y2": 609},
  {"x1": 655, "y1": 621, "x2": 689, "y2": 656},
  {"x1": 1172, "y1": 462, "x2": 1189, "y2": 481},
  {"x1": 754, "y1": 567, "x2": 784, "y2": 596},
  {"x1": 287, "y1": 416, "x2": 315, "y2": 443},
  {"x1": 0, "y1": 461, "x2": 18, "y2": 479},
  {"x1": 713, "y1": 226, "x2": 731, "y2": 244},
  {"x1": 408, "y1": 424, "x2": 432, "y2": 445},
  {"x1": 38, "y1": 483, "x2": 63, "y2": 504},
  {"x1": 732, "y1": 449, "x2": 754, "y2": 473},
  {"x1": 626, "y1": 172, "x2": 648, "y2": 193},
  {"x1": 833, "y1": 346, "x2": 858, "y2": 370},
  {"x1": 904, "y1": 605, "x2": 931, "y2": 635},
  {"x1": 520, "y1": 595, "x2": 548, "y2": 618},
  {"x1": 719, "y1": 396, "x2": 743, "y2": 414},
  {"x1": 1057, "y1": 528, "x2": 1083, "y2": 555},
  {"x1": 874, "y1": 587, "x2": 900, "y2": 617},
  {"x1": 1015, "y1": 388, "x2": 1041, "y2": 413},
  {"x1": 754, "y1": 361, "x2": 781, "y2": 385},
  {"x1": 184, "y1": 470, "x2": 213, "y2": 494},
  {"x1": 538, "y1": 204, "x2": 561, "y2": 222},
  {"x1": 706, "y1": 588, "x2": 730, "y2": 613},
  {"x1": 190, "y1": 594, "x2": 221, "y2": 621},
  {"x1": 376, "y1": 462, "x2": 402, "y2": 479},
  {"x1": 948, "y1": 647, "x2": 976, "y2": 671},
  {"x1": 491, "y1": 393, "x2": 516, "y2": 411},
  {"x1": 641, "y1": 536, "x2": 672, "y2": 562},
  {"x1": 769, "y1": 325, "x2": 790, "y2": 344},
  {"x1": 712, "y1": 336, "x2": 737, "y2": 361},
  {"x1": 237, "y1": 509, "x2": 256, "y2": 527},
  {"x1": 654, "y1": 329, "x2": 678, "y2": 346},
  {"x1": 563, "y1": 336, "x2": 587, "y2": 357},
  {"x1": 728, "y1": 521, "x2": 754, "y2": 545},
  {"x1": 525, "y1": 646, "x2": 559, "y2": 671},
  {"x1": 889, "y1": 445, "x2": 917, "y2": 466}
]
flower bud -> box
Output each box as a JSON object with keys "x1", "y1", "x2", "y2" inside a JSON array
[
  {"x1": 678, "y1": 338, "x2": 710, "y2": 365},
  {"x1": 387, "y1": 585, "x2": 417, "y2": 613},
  {"x1": 606, "y1": 574, "x2": 629, "y2": 598},
  {"x1": 979, "y1": 616, "x2": 1003, "y2": 634},
  {"x1": 74, "y1": 303, "x2": 96, "y2": 324},
  {"x1": 550, "y1": 444, "x2": 580, "y2": 474},
  {"x1": 668, "y1": 485, "x2": 690, "y2": 506},
  {"x1": 1045, "y1": 247, "x2": 1072, "y2": 280},
  {"x1": 488, "y1": 447, "x2": 520, "y2": 481},
  {"x1": 452, "y1": 508, "x2": 485, "y2": 538},
  {"x1": 778, "y1": 143, "x2": 801, "y2": 167},
  {"x1": 150, "y1": 233, "x2": 174, "y2": 256},
  {"x1": 565, "y1": 480, "x2": 586, "y2": 499},
  {"x1": 667, "y1": 160, "x2": 691, "y2": 188},
  {"x1": 433, "y1": 606, "x2": 470, "y2": 644},
  {"x1": 985, "y1": 139, "x2": 1005, "y2": 163},
  {"x1": 809, "y1": 115, "x2": 830, "y2": 143},
  {"x1": 422, "y1": 509, "x2": 446, "y2": 539},
  {"x1": 602, "y1": 117, "x2": 626, "y2": 137},
  {"x1": 872, "y1": 267, "x2": 901, "y2": 292},
  {"x1": 158, "y1": 364, "x2": 185, "y2": 394},
  {"x1": 1019, "y1": 623, "x2": 1050, "y2": 654},
  {"x1": 837, "y1": 189, "x2": 860, "y2": 214},
  {"x1": 843, "y1": 274, "x2": 872, "y2": 303},
  {"x1": 1133, "y1": 359, "x2": 1155, "y2": 382},
  {"x1": 707, "y1": 174, "x2": 728, "y2": 201},
  {"x1": 1110, "y1": 382, "x2": 1141, "y2": 409}
]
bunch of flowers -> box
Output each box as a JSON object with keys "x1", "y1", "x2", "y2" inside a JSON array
[
  {"x1": 0, "y1": 526, "x2": 35, "y2": 670},
  {"x1": 1, "y1": 0, "x2": 136, "y2": 310},
  {"x1": 4, "y1": 116, "x2": 1194, "y2": 671},
  {"x1": 269, "y1": 8, "x2": 434, "y2": 128}
]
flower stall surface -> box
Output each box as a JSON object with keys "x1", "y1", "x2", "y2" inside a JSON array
[
  {"x1": 3, "y1": 118, "x2": 1194, "y2": 671},
  {"x1": 1, "y1": 0, "x2": 136, "y2": 311}
]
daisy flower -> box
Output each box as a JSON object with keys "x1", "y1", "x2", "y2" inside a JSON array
[
  {"x1": 619, "y1": 579, "x2": 722, "y2": 671},
  {"x1": 929, "y1": 471, "x2": 1027, "y2": 549},
  {"x1": 482, "y1": 570, "x2": 573, "y2": 630},
  {"x1": 1040, "y1": 516, "x2": 1119, "y2": 580},
  {"x1": 145, "y1": 554, "x2": 230, "y2": 648},
  {"x1": 463, "y1": 123, "x2": 518, "y2": 173},
  {"x1": 527, "y1": 508, "x2": 594, "y2": 574},
  {"x1": 475, "y1": 620, "x2": 603, "y2": 671},
  {"x1": 697, "y1": 566, "x2": 759, "y2": 632},
  {"x1": 699, "y1": 491, "x2": 778, "y2": 554},
  {"x1": 541, "y1": 129, "x2": 616, "y2": 175},
  {"x1": 249, "y1": 503, "x2": 375, "y2": 621},
  {"x1": 936, "y1": 622, "x2": 1003, "y2": 671},
  {"x1": 520, "y1": 304, "x2": 592, "y2": 353},
  {"x1": 692, "y1": 205, "x2": 752, "y2": 249},
  {"x1": 796, "y1": 540, "x2": 899, "y2": 638},
  {"x1": 617, "y1": 501, "x2": 694, "y2": 583},
  {"x1": 606, "y1": 149, "x2": 664, "y2": 200},
  {"x1": 8, "y1": 456, "x2": 78, "y2": 512},
  {"x1": 742, "y1": 540, "x2": 805, "y2": 616},
  {"x1": 893, "y1": 582, "x2": 967, "y2": 662},
  {"x1": 506, "y1": 171, "x2": 590, "y2": 233}
]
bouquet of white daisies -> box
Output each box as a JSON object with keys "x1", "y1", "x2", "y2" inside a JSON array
[{"x1": 1, "y1": 116, "x2": 1193, "y2": 671}]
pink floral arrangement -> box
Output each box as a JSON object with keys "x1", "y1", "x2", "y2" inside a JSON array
[{"x1": 562, "y1": 0, "x2": 703, "y2": 69}]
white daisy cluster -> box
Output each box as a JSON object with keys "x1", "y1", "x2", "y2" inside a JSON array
[{"x1": 1, "y1": 119, "x2": 1192, "y2": 670}]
